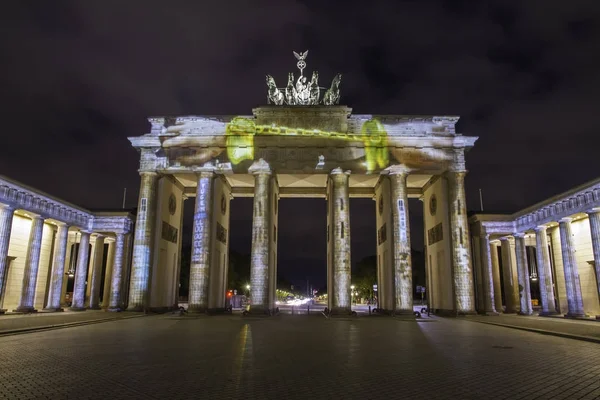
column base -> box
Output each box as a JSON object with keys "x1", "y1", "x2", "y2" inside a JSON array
[
  {"x1": 0, "y1": 309, "x2": 6, "y2": 314},
  {"x1": 328, "y1": 306, "x2": 353, "y2": 316},
  {"x1": 538, "y1": 311, "x2": 561, "y2": 316},
  {"x1": 69, "y1": 307, "x2": 87, "y2": 312},
  {"x1": 126, "y1": 305, "x2": 145, "y2": 312},
  {"x1": 371, "y1": 308, "x2": 394, "y2": 315},
  {"x1": 88, "y1": 306, "x2": 102, "y2": 310},
  {"x1": 394, "y1": 309, "x2": 417, "y2": 318},
  {"x1": 518, "y1": 311, "x2": 533, "y2": 316},
  {"x1": 41, "y1": 307, "x2": 64, "y2": 312},
  {"x1": 482, "y1": 311, "x2": 500, "y2": 316},
  {"x1": 187, "y1": 306, "x2": 208, "y2": 314},
  {"x1": 13, "y1": 307, "x2": 37, "y2": 313},
  {"x1": 565, "y1": 312, "x2": 588, "y2": 319},
  {"x1": 246, "y1": 306, "x2": 273, "y2": 316},
  {"x1": 107, "y1": 307, "x2": 122, "y2": 312}
]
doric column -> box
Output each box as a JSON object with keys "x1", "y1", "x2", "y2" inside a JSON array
[
  {"x1": 249, "y1": 159, "x2": 272, "y2": 314},
  {"x1": 88, "y1": 235, "x2": 105, "y2": 309},
  {"x1": 329, "y1": 168, "x2": 351, "y2": 315},
  {"x1": 534, "y1": 225, "x2": 557, "y2": 315},
  {"x1": 479, "y1": 233, "x2": 497, "y2": 314},
  {"x1": 0, "y1": 204, "x2": 15, "y2": 313},
  {"x1": 587, "y1": 209, "x2": 600, "y2": 315},
  {"x1": 188, "y1": 170, "x2": 215, "y2": 313},
  {"x1": 514, "y1": 233, "x2": 533, "y2": 315},
  {"x1": 15, "y1": 216, "x2": 45, "y2": 312},
  {"x1": 108, "y1": 233, "x2": 126, "y2": 311},
  {"x1": 559, "y1": 218, "x2": 586, "y2": 317},
  {"x1": 120, "y1": 233, "x2": 133, "y2": 309},
  {"x1": 490, "y1": 241, "x2": 503, "y2": 312},
  {"x1": 127, "y1": 171, "x2": 158, "y2": 311},
  {"x1": 500, "y1": 237, "x2": 518, "y2": 313},
  {"x1": 387, "y1": 165, "x2": 413, "y2": 314},
  {"x1": 101, "y1": 239, "x2": 115, "y2": 307},
  {"x1": 44, "y1": 223, "x2": 69, "y2": 311},
  {"x1": 447, "y1": 170, "x2": 476, "y2": 314},
  {"x1": 70, "y1": 231, "x2": 91, "y2": 310}
]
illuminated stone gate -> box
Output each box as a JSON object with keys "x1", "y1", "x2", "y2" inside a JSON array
[{"x1": 126, "y1": 53, "x2": 478, "y2": 315}]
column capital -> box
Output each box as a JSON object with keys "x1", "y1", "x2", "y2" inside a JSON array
[
  {"x1": 191, "y1": 161, "x2": 217, "y2": 176},
  {"x1": 138, "y1": 170, "x2": 159, "y2": 177},
  {"x1": 0, "y1": 203, "x2": 15, "y2": 212},
  {"x1": 382, "y1": 164, "x2": 411, "y2": 176},
  {"x1": 248, "y1": 158, "x2": 272, "y2": 175},
  {"x1": 330, "y1": 167, "x2": 350, "y2": 176},
  {"x1": 513, "y1": 232, "x2": 526, "y2": 238},
  {"x1": 534, "y1": 225, "x2": 548, "y2": 233},
  {"x1": 586, "y1": 207, "x2": 600, "y2": 215},
  {"x1": 499, "y1": 236, "x2": 512, "y2": 242},
  {"x1": 559, "y1": 217, "x2": 573, "y2": 224}
]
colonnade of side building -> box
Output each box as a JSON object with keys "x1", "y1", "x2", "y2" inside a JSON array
[
  {"x1": 470, "y1": 179, "x2": 600, "y2": 319},
  {"x1": 0, "y1": 177, "x2": 134, "y2": 313}
]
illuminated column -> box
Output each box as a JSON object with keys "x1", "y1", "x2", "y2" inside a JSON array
[
  {"x1": 70, "y1": 231, "x2": 91, "y2": 310},
  {"x1": 534, "y1": 225, "x2": 557, "y2": 315},
  {"x1": 0, "y1": 204, "x2": 14, "y2": 313},
  {"x1": 447, "y1": 170, "x2": 475, "y2": 314},
  {"x1": 514, "y1": 233, "x2": 533, "y2": 315},
  {"x1": 387, "y1": 165, "x2": 413, "y2": 314},
  {"x1": 587, "y1": 209, "x2": 600, "y2": 313},
  {"x1": 88, "y1": 235, "x2": 105, "y2": 309},
  {"x1": 500, "y1": 237, "x2": 518, "y2": 313},
  {"x1": 15, "y1": 216, "x2": 45, "y2": 312},
  {"x1": 188, "y1": 170, "x2": 215, "y2": 313},
  {"x1": 44, "y1": 223, "x2": 69, "y2": 311},
  {"x1": 249, "y1": 159, "x2": 272, "y2": 314},
  {"x1": 490, "y1": 241, "x2": 503, "y2": 312},
  {"x1": 479, "y1": 233, "x2": 497, "y2": 314},
  {"x1": 101, "y1": 239, "x2": 115, "y2": 308},
  {"x1": 127, "y1": 171, "x2": 158, "y2": 311},
  {"x1": 329, "y1": 168, "x2": 351, "y2": 315},
  {"x1": 120, "y1": 233, "x2": 133, "y2": 309},
  {"x1": 559, "y1": 218, "x2": 586, "y2": 317},
  {"x1": 108, "y1": 233, "x2": 126, "y2": 310}
]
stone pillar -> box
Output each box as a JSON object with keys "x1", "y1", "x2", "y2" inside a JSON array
[
  {"x1": 329, "y1": 168, "x2": 351, "y2": 315},
  {"x1": 15, "y1": 216, "x2": 45, "y2": 312},
  {"x1": 447, "y1": 170, "x2": 475, "y2": 314},
  {"x1": 479, "y1": 233, "x2": 497, "y2": 314},
  {"x1": 88, "y1": 235, "x2": 105, "y2": 309},
  {"x1": 587, "y1": 209, "x2": 600, "y2": 317},
  {"x1": 188, "y1": 170, "x2": 215, "y2": 313},
  {"x1": 514, "y1": 233, "x2": 533, "y2": 315},
  {"x1": 70, "y1": 231, "x2": 91, "y2": 310},
  {"x1": 108, "y1": 233, "x2": 126, "y2": 311},
  {"x1": 44, "y1": 223, "x2": 69, "y2": 311},
  {"x1": 490, "y1": 241, "x2": 503, "y2": 312},
  {"x1": 120, "y1": 233, "x2": 133, "y2": 309},
  {"x1": 101, "y1": 239, "x2": 115, "y2": 307},
  {"x1": 500, "y1": 237, "x2": 518, "y2": 313},
  {"x1": 249, "y1": 159, "x2": 272, "y2": 314},
  {"x1": 534, "y1": 225, "x2": 557, "y2": 315},
  {"x1": 0, "y1": 205, "x2": 14, "y2": 313},
  {"x1": 559, "y1": 218, "x2": 586, "y2": 317},
  {"x1": 127, "y1": 171, "x2": 158, "y2": 311},
  {"x1": 388, "y1": 165, "x2": 413, "y2": 314}
]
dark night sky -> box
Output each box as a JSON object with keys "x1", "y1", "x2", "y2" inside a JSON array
[{"x1": 1, "y1": 1, "x2": 599, "y2": 289}]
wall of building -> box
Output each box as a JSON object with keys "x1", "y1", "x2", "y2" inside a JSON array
[
  {"x1": 150, "y1": 177, "x2": 183, "y2": 309},
  {"x1": 423, "y1": 178, "x2": 453, "y2": 312},
  {"x1": 3, "y1": 216, "x2": 55, "y2": 311},
  {"x1": 208, "y1": 177, "x2": 231, "y2": 310},
  {"x1": 375, "y1": 177, "x2": 394, "y2": 311}
]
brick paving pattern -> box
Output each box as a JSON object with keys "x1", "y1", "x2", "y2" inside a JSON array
[
  {"x1": 0, "y1": 314, "x2": 599, "y2": 399},
  {"x1": 469, "y1": 314, "x2": 600, "y2": 339}
]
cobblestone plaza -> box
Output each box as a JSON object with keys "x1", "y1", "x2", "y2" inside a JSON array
[{"x1": 0, "y1": 315, "x2": 599, "y2": 399}]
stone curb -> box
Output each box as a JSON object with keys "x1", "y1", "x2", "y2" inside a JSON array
[
  {"x1": 0, "y1": 314, "x2": 147, "y2": 337},
  {"x1": 467, "y1": 319, "x2": 600, "y2": 344}
]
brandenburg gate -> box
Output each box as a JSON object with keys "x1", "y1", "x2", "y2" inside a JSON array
[{"x1": 127, "y1": 52, "x2": 478, "y2": 315}]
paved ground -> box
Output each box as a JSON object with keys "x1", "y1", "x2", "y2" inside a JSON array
[
  {"x1": 1, "y1": 314, "x2": 599, "y2": 399},
  {"x1": 469, "y1": 313, "x2": 600, "y2": 341},
  {"x1": 0, "y1": 310, "x2": 143, "y2": 335}
]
